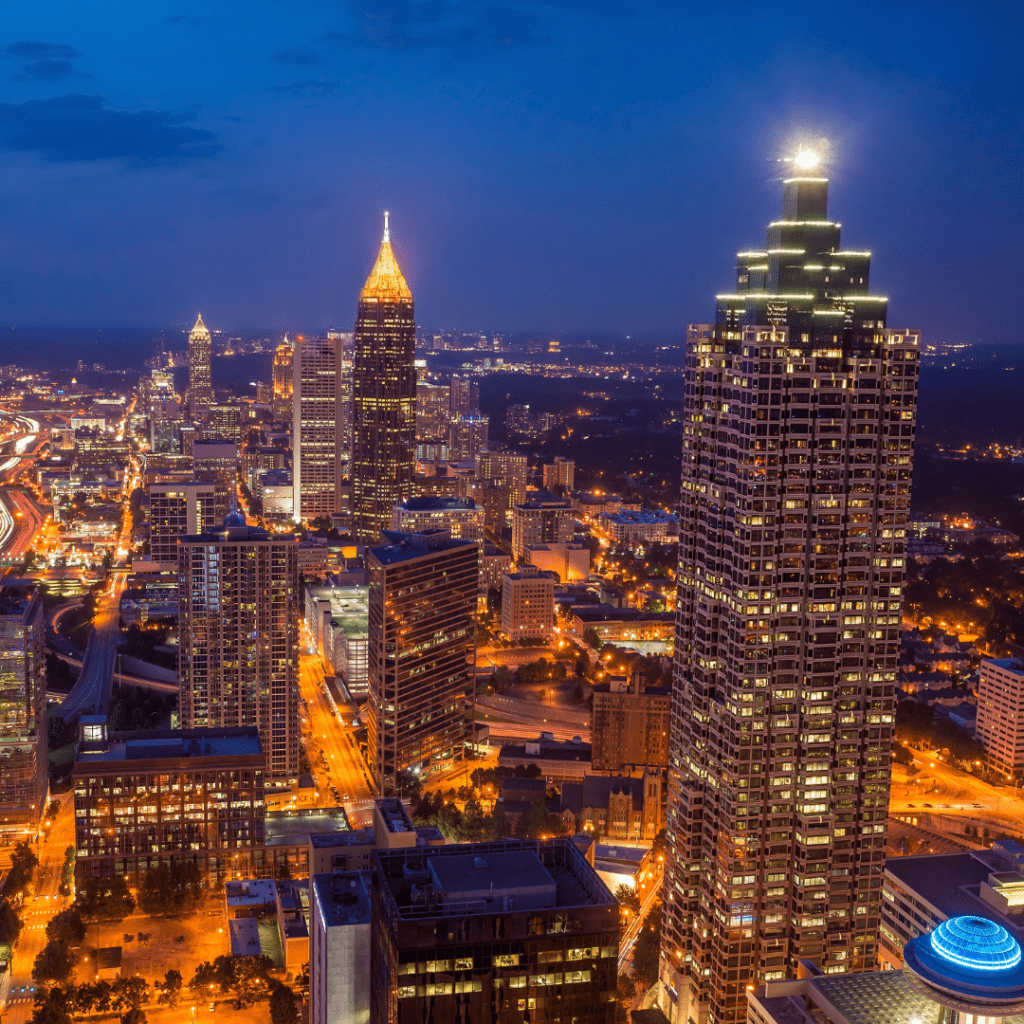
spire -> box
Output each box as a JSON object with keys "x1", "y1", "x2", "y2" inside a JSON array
[
  {"x1": 191, "y1": 313, "x2": 210, "y2": 338},
  {"x1": 360, "y1": 214, "x2": 412, "y2": 304}
]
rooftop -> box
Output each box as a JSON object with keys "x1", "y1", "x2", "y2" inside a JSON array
[
  {"x1": 370, "y1": 530, "x2": 476, "y2": 566},
  {"x1": 312, "y1": 871, "x2": 372, "y2": 928},
  {"x1": 397, "y1": 495, "x2": 480, "y2": 513},
  {"x1": 266, "y1": 807, "x2": 350, "y2": 847},
  {"x1": 75, "y1": 727, "x2": 263, "y2": 766},
  {"x1": 603, "y1": 509, "x2": 678, "y2": 525},
  {"x1": 428, "y1": 850, "x2": 556, "y2": 910}
]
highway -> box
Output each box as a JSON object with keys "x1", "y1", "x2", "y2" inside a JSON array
[
  {"x1": 475, "y1": 693, "x2": 591, "y2": 742},
  {"x1": 297, "y1": 635, "x2": 374, "y2": 807},
  {"x1": 0, "y1": 410, "x2": 47, "y2": 561}
]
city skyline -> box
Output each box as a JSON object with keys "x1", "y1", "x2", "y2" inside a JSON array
[{"x1": 0, "y1": 3, "x2": 1017, "y2": 348}]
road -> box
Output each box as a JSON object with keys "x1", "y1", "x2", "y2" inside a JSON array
[
  {"x1": 618, "y1": 866, "x2": 663, "y2": 973},
  {"x1": 296, "y1": 638, "x2": 373, "y2": 806},
  {"x1": 0, "y1": 410, "x2": 48, "y2": 562},
  {"x1": 2, "y1": 791, "x2": 76, "y2": 1023},
  {"x1": 475, "y1": 693, "x2": 591, "y2": 742}
]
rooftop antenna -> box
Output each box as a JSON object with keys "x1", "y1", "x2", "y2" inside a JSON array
[{"x1": 383, "y1": 210, "x2": 390, "y2": 243}]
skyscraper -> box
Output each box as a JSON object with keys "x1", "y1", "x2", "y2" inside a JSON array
[
  {"x1": 272, "y1": 338, "x2": 294, "y2": 424},
  {"x1": 0, "y1": 582, "x2": 46, "y2": 833},
  {"x1": 365, "y1": 529, "x2": 476, "y2": 795},
  {"x1": 178, "y1": 516, "x2": 300, "y2": 781},
  {"x1": 351, "y1": 213, "x2": 416, "y2": 544},
  {"x1": 188, "y1": 313, "x2": 213, "y2": 421},
  {"x1": 292, "y1": 334, "x2": 341, "y2": 522},
  {"x1": 661, "y1": 156, "x2": 919, "y2": 1024}
]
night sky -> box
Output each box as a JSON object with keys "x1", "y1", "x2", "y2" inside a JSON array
[{"x1": 0, "y1": 1, "x2": 1019, "y2": 342}]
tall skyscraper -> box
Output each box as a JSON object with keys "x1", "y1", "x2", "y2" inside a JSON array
[
  {"x1": 178, "y1": 516, "x2": 300, "y2": 781},
  {"x1": 188, "y1": 313, "x2": 213, "y2": 421},
  {"x1": 148, "y1": 481, "x2": 217, "y2": 568},
  {"x1": 365, "y1": 529, "x2": 476, "y2": 795},
  {"x1": 0, "y1": 582, "x2": 46, "y2": 833},
  {"x1": 192, "y1": 437, "x2": 238, "y2": 523},
  {"x1": 272, "y1": 338, "x2": 294, "y2": 424},
  {"x1": 661, "y1": 156, "x2": 920, "y2": 1024},
  {"x1": 351, "y1": 213, "x2": 416, "y2": 544},
  {"x1": 292, "y1": 334, "x2": 342, "y2": 522}
]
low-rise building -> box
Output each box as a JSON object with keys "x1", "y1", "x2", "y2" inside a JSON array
[
  {"x1": 591, "y1": 671, "x2": 670, "y2": 772},
  {"x1": 601, "y1": 509, "x2": 679, "y2": 544},
  {"x1": 559, "y1": 770, "x2": 663, "y2": 842},
  {"x1": 498, "y1": 732, "x2": 592, "y2": 782},
  {"x1": 567, "y1": 605, "x2": 675, "y2": 650},
  {"x1": 525, "y1": 541, "x2": 590, "y2": 582},
  {"x1": 501, "y1": 565, "x2": 557, "y2": 641}
]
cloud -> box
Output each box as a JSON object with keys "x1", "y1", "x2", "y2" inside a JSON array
[
  {"x1": 0, "y1": 93, "x2": 220, "y2": 167},
  {"x1": 330, "y1": 0, "x2": 548, "y2": 53},
  {"x1": 268, "y1": 80, "x2": 339, "y2": 97},
  {"x1": 271, "y1": 45, "x2": 323, "y2": 66},
  {"x1": 4, "y1": 40, "x2": 91, "y2": 82}
]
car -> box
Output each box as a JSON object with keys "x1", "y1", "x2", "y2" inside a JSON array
[{"x1": 208, "y1": 1003, "x2": 216, "y2": 1012}]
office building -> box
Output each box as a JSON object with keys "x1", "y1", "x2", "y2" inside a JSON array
[
  {"x1": 501, "y1": 565, "x2": 557, "y2": 642},
  {"x1": 977, "y1": 659, "x2": 1024, "y2": 775},
  {"x1": 272, "y1": 339, "x2": 294, "y2": 423},
  {"x1": 602, "y1": 509, "x2": 679, "y2": 544},
  {"x1": 188, "y1": 313, "x2": 213, "y2": 421},
  {"x1": 178, "y1": 516, "x2": 300, "y2": 781},
  {"x1": 448, "y1": 413, "x2": 490, "y2": 461},
  {"x1": 661, "y1": 162, "x2": 920, "y2": 1024},
  {"x1": 591, "y1": 671, "x2": 670, "y2": 772},
  {"x1": 305, "y1": 582, "x2": 369, "y2": 697},
  {"x1": 371, "y1": 838, "x2": 619, "y2": 1024},
  {"x1": 512, "y1": 491, "x2": 576, "y2": 564},
  {"x1": 392, "y1": 495, "x2": 485, "y2": 543},
  {"x1": 506, "y1": 403, "x2": 532, "y2": 434},
  {"x1": 73, "y1": 719, "x2": 265, "y2": 884},
  {"x1": 449, "y1": 374, "x2": 480, "y2": 417},
  {"x1": 148, "y1": 481, "x2": 217, "y2": 568},
  {"x1": 207, "y1": 403, "x2": 241, "y2": 442},
  {"x1": 0, "y1": 583, "x2": 46, "y2": 833},
  {"x1": 366, "y1": 530, "x2": 476, "y2": 794},
  {"x1": 748, "y1": 916, "x2": 1024, "y2": 1024},
  {"x1": 416, "y1": 380, "x2": 450, "y2": 441},
  {"x1": 293, "y1": 334, "x2": 342, "y2": 521},
  {"x1": 476, "y1": 448, "x2": 528, "y2": 529},
  {"x1": 542, "y1": 456, "x2": 575, "y2": 493},
  {"x1": 310, "y1": 871, "x2": 372, "y2": 1024},
  {"x1": 351, "y1": 213, "x2": 416, "y2": 543},
  {"x1": 192, "y1": 438, "x2": 238, "y2": 523}
]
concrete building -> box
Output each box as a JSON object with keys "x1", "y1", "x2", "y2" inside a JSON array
[
  {"x1": 497, "y1": 732, "x2": 592, "y2": 782},
  {"x1": 311, "y1": 871, "x2": 372, "y2": 1024},
  {"x1": 293, "y1": 334, "x2": 342, "y2": 521},
  {"x1": 366, "y1": 530, "x2": 477, "y2": 793},
  {"x1": 148, "y1": 481, "x2": 217, "y2": 568},
  {"x1": 511, "y1": 491, "x2": 576, "y2": 564},
  {"x1": 72, "y1": 720, "x2": 265, "y2": 884},
  {"x1": 602, "y1": 509, "x2": 679, "y2": 544},
  {"x1": 501, "y1": 565, "x2": 557, "y2": 642},
  {"x1": 524, "y1": 541, "x2": 590, "y2": 582},
  {"x1": 591, "y1": 671, "x2": 670, "y2": 772},
  {"x1": 371, "y1": 838, "x2": 619, "y2": 1024},
  {"x1": 178, "y1": 516, "x2": 300, "y2": 781},
  {"x1": 475, "y1": 448, "x2": 528, "y2": 529},
  {"x1": 560, "y1": 769, "x2": 664, "y2": 842},
  {"x1": 542, "y1": 456, "x2": 575, "y2": 492},
  {"x1": 0, "y1": 582, "x2": 46, "y2": 834},
  {"x1": 192, "y1": 438, "x2": 238, "y2": 523},
  {"x1": 448, "y1": 414, "x2": 489, "y2": 461},
  {"x1": 977, "y1": 659, "x2": 1024, "y2": 775},
  {"x1": 392, "y1": 495, "x2": 485, "y2": 543},
  {"x1": 662, "y1": 167, "x2": 920, "y2": 1024},
  {"x1": 305, "y1": 582, "x2": 369, "y2": 697}
]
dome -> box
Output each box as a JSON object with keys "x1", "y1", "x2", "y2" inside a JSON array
[
  {"x1": 223, "y1": 512, "x2": 247, "y2": 528},
  {"x1": 930, "y1": 917, "x2": 1022, "y2": 973}
]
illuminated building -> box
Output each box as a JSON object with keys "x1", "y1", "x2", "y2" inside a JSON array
[
  {"x1": 148, "y1": 481, "x2": 217, "y2": 569},
  {"x1": 475, "y1": 448, "x2": 528, "y2": 529},
  {"x1": 178, "y1": 516, "x2": 300, "y2": 782},
  {"x1": 449, "y1": 374, "x2": 480, "y2": 417},
  {"x1": 977, "y1": 659, "x2": 1024, "y2": 776},
  {"x1": 661, "y1": 155, "x2": 920, "y2": 1024},
  {"x1": 511, "y1": 491, "x2": 575, "y2": 564},
  {"x1": 371, "y1": 838, "x2": 619, "y2": 1024},
  {"x1": 351, "y1": 213, "x2": 416, "y2": 543},
  {"x1": 365, "y1": 530, "x2": 476, "y2": 794},
  {"x1": 591, "y1": 670, "x2": 670, "y2": 773},
  {"x1": 415, "y1": 380, "x2": 449, "y2": 441},
  {"x1": 0, "y1": 582, "x2": 46, "y2": 834},
  {"x1": 448, "y1": 414, "x2": 489, "y2": 461},
  {"x1": 188, "y1": 313, "x2": 214, "y2": 421},
  {"x1": 542, "y1": 456, "x2": 575, "y2": 492},
  {"x1": 73, "y1": 719, "x2": 265, "y2": 884},
  {"x1": 500, "y1": 564, "x2": 557, "y2": 642},
  {"x1": 273, "y1": 339, "x2": 294, "y2": 423},
  {"x1": 192, "y1": 437, "x2": 238, "y2": 524},
  {"x1": 292, "y1": 334, "x2": 342, "y2": 521}
]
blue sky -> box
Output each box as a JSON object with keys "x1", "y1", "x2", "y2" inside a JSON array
[{"x1": 0, "y1": 0, "x2": 1019, "y2": 340}]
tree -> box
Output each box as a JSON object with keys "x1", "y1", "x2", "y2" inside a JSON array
[
  {"x1": 30, "y1": 987, "x2": 74, "y2": 1024},
  {"x1": 615, "y1": 884, "x2": 641, "y2": 915},
  {"x1": 189, "y1": 962, "x2": 220, "y2": 1000},
  {"x1": 74, "y1": 875, "x2": 136, "y2": 923},
  {"x1": 0, "y1": 898, "x2": 23, "y2": 953},
  {"x1": 156, "y1": 970, "x2": 183, "y2": 1008},
  {"x1": 121, "y1": 1010, "x2": 147, "y2": 1024},
  {"x1": 138, "y1": 861, "x2": 204, "y2": 917},
  {"x1": 33, "y1": 941, "x2": 78, "y2": 983},
  {"x1": 269, "y1": 983, "x2": 298, "y2": 1024},
  {"x1": 46, "y1": 908, "x2": 86, "y2": 946},
  {"x1": 296, "y1": 963, "x2": 309, "y2": 1002},
  {"x1": 583, "y1": 628, "x2": 601, "y2": 649},
  {"x1": 111, "y1": 976, "x2": 149, "y2": 1012},
  {"x1": 4, "y1": 840, "x2": 39, "y2": 896}
]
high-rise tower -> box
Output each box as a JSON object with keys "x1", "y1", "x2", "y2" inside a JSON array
[
  {"x1": 661, "y1": 155, "x2": 920, "y2": 1024},
  {"x1": 292, "y1": 334, "x2": 341, "y2": 521},
  {"x1": 188, "y1": 313, "x2": 213, "y2": 421},
  {"x1": 272, "y1": 338, "x2": 294, "y2": 424},
  {"x1": 351, "y1": 213, "x2": 416, "y2": 544}
]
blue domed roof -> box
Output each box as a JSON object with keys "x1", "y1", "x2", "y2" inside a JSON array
[
  {"x1": 930, "y1": 917, "x2": 1022, "y2": 973},
  {"x1": 223, "y1": 512, "x2": 247, "y2": 528}
]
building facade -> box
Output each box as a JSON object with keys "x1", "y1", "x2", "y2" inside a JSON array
[
  {"x1": 293, "y1": 334, "x2": 342, "y2": 521},
  {"x1": 192, "y1": 438, "x2": 238, "y2": 524},
  {"x1": 72, "y1": 722, "x2": 265, "y2": 884},
  {"x1": 559, "y1": 770, "x2": 663, "y2": 842},
  {"x1": 188, "y1": 313, "x2": 213, "y2": 421},
  {"x1": 591, "y1": 672, "x2": 670, "y2": 772},
  {"x1": 351, "y1": 214, "x2": 416, "y2": 543},
  {"x1": 178, "y1": 517, "x2": 300, "y2": 781},
  {"x1": 0, "y1": 583, "x2": 46, "y2": 833},
  {"x1": 977, "y1": 659, "x2": 1024, "y2": 775},
  {"x1": 662, "y1": 166, "x2": 920, "y2": 1024},
  {"x1": 148, "y1": 481, "x2": 217, "y2": 568},
  {"x1": 366, "y1": 530, "x2": 476, "y2": 794},
  {"x1": 371, "y1": 838, "x2": 619, "y2": 1024},
  {"x1": 501, "y1": 565, "x2": 557, "y2": 642},
  {"x1": 272, "y1": 339, "x2": 294, "y2": 424},
  {"x1": 512, "y1": 492, "x2": 576, "y2": 565}
]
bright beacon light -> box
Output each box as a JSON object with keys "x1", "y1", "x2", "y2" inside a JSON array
[{"x1": 794, "y1": 148, "x2": 819, "y2": 169}]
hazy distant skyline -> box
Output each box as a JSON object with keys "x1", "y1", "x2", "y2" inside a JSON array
[{"x1": 0, "y1": 1, "x2": 1019, "y2": 344}]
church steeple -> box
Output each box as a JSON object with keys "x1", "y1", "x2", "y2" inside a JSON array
[{"x1": 359, "y1": 212, "x2": 412, "y2": 304}]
